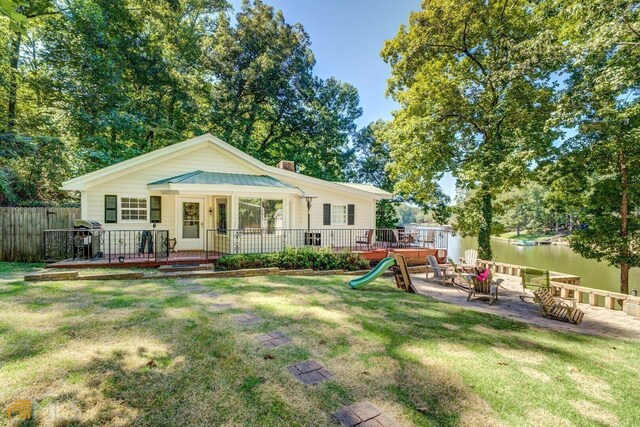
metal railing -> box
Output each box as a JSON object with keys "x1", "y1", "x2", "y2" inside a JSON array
[
  {"x1": 43, "y1": 229, "x2": 170, "y2": 264},
  {"x1": 205, "y1": 227, "x2": 450, "y2": 258}
]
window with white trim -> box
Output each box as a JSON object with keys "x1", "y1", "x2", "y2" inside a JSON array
[
  {"x1": 331, "y1": 205, "x2": 347, "y2": 225},
  {"x1": 121, "y1": 197, "x2": 148, "y2": 221}
]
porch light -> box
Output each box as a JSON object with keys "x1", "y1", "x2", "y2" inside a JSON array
[{"x1": 303, "y1": 195, "x2": 318, "y2": 231}]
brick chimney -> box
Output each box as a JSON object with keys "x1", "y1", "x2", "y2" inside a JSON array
[{"x1": 277, "y1": 160, "x2": 296, "y2": 172}]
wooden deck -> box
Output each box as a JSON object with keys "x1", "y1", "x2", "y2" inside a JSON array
[
  {"x1": 355, "y1": 247, "x2": 446, "y2": 266},
  {"x1": 46, "y1": 246, "x2": 446, "y2": 269},
  {"x1": 46, "y1": 251, "x2": 219, "y2": 269}
]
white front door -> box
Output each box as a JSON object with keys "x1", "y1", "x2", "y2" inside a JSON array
[{"x1": 177, "y1": 197, "x2": 204, "y2": 250}]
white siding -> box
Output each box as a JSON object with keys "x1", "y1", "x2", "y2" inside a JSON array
[{"x1": 81, "y1": 143, "x2": 379, "y2": 250}]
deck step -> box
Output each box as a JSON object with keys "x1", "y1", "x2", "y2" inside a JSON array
[{"x1": 25, "y1": 271, "x2": 79, "y2": 282}]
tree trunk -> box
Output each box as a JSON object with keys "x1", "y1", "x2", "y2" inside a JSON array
[
  {"x1": 7, "y1": 31, "x2": 22, "y2": 131},
  {"x1": 619, "y1": 149, "x2": 629, "y2": 294},
  {"x1": 477, "y1": 189, "x2": 493, "y2": 260}
]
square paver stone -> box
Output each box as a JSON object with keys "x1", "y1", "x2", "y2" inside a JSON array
[
  {"x1": 255, "y1": 332, "x2": 290, "y2": 347},
  {"x1": 233, "y1": 313, "x2": 262, "y2": 324},
  {"x1": 332, "y1": 401, "x2": 401, "y2": 427},
  {"x1": 287, "y1": 360, "x2": 333, "y2": 385}
]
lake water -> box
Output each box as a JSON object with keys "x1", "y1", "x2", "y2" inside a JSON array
[{"x1": 447, "y1": 236, "x2": 639, "y2": 293}]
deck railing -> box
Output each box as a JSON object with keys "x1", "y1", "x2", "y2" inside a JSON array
[
  {"x1": 43, "y1": 229, "x2": 169, "y2": 264},
  {"x1": 205, "y1": 227, "x2": 450, "y2": 259}
]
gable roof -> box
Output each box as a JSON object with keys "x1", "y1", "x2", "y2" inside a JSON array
[
  {"x1": 334, "y1": 182, "x2": 393, "y2": 197},
  {"x1": 149, "y1": 171, "x2": 295, "y2": 189},
  {"x1": 61, "y1": 133, "x2": 392, "y2": 199}
]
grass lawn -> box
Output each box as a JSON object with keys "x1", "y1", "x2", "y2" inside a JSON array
[{"x1": 1, "y1": 263, "x2": 638, "y2": 426}]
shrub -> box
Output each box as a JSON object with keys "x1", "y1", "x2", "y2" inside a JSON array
[{"x1": 215, "y1": 247, "x2": 370, "y2": 271}]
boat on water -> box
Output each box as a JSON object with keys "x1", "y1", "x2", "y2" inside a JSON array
[{"x1": 512, "y1": 240, "x2": 536, "y2": 246}]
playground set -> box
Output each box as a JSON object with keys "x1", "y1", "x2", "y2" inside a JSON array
[{"x1": 348, "y1": 253, "x2": 416, "y2": 293}]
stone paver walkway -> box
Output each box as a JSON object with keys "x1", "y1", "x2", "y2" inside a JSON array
[
  {"x1": 256, "y1": 331, "x2": 290, "y2": 347},
  {"x1": 233, "y1": 313, "x2": 262, "y2": 324},
  {"x1": 413, "y1": 273, "x2": 640, "y2": 340},
  {"x1": 333, "y1": 401, "x2": 401, "y2": 427},
  {"x1": 287, "y1": 360, "x2": 334, "y2": 385}
]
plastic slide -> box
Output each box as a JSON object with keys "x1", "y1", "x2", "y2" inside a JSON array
[{"x1": 348, "y1": 257, "x2": 397, "y2": 289}]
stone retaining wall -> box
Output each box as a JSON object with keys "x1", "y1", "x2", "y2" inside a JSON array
[{"x1": 24, "y1": 264, "x2": 428, "y2": 283}]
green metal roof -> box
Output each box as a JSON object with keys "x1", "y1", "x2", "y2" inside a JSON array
[{"x1": 149, "y1": 171, "x2": 295, "y2": 188}]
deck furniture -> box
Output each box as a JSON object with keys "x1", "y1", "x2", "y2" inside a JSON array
[
  {"x1": 426, "y1": 255, "x2": 456, "y2": 285},
  {"x1": 396, "y1": 230, "x2": 418, "y2": 247},
  {"x1": 533, "y1": 288, "x2": 585, "y2": 324},
  {"x1": 416, "y1": 230, "x2": 436, "y2": 249},
  {"x1": 449, "y1": 258, "x2": 502, "y2": 304},
  {"x1": 355, "y1": 229, "x2": 374, "y2": 250},
  {"x1": 458, "y1": 249, "x2": 478, "y2": 271},
  {"x1": 521, "y1": 267, "x2": 550, "y2": 293},
  {"x1": 392, "y1": 253, "x2": 417, "y2": 293},
  {"x1": 469, "y1": 271, "x2": 503, "y2": 305}
]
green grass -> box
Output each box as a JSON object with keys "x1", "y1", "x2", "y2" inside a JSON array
[
  {"x1": 1, "y1": 262, "x2": 638, "y2": 426},
  {"x1": 497, "y1": 232, "x2": 557, "y2": 241}
]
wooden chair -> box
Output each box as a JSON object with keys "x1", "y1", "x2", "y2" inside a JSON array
[
  {"x1": 521, "y1": 268, "x2": 550, "y2": 293},
  {"x1": 533, "y1": 288, "x2": 585, "y2": 324},
  {"x1": 416, "y1": 230, "x2": 436, "y2": 249},
  {"x1": 449, "y1": 258, "x2": 502, "y2": 304},
  {"x1": 426, "y1": 255, "x2": 456, "y2": 285},
  {"x1": 355, "y1": 229, "x2": 374, "y2": 250},
  {"x1": 392, "y1": 253, "x2": 417, "y2": 293},
  {"x1": 458, "y1": 249, "x2": 478, "y2": 271}
]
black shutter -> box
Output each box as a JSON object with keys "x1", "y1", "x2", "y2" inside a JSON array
[
  {"x1": 104, "y1": 195, "x2": 117, "y2": 223},
  {"x1": 323, "y1": 203, "x2": 331, "y2": 225},
  {"x1": 347, "y1": 204, "x2": 355, "y2": 225},
  {"x1": 150, "y1": 196, "x2": 161, "y2": 223}
]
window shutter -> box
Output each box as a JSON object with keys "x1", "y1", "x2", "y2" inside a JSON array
[
  {"x1": 323, "y1": 203, "x2": 331, "y2": 225},
  {"x1": 347, "y1": 204, "x2": 355, "y2": 225},
  {"x1": 104, "y1": 195, "x2": 117, "y2": 223},
  {"x1": 150, "y1": 196, "x2": 161, "y2": 223}
]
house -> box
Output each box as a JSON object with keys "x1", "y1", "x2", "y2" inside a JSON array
[{"x1": 61, "y1": 134, "x2": 392, "y2": 256}]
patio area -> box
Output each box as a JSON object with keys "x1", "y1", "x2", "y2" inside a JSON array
[{"x1": 415, "y1": 273, "x2": 640, "y2": 340}]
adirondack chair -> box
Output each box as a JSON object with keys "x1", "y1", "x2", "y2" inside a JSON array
[
  {"x1": 533, "y1": 288, "x2": 585, "y2": 324},
  {"x1": 426, "y1": 255, "x2": 456, "y2": 285},
  {"x1": 355, "y1": 229, "x2": 374, "y2": 250},
  {"x1": 392, "y1": 253, "x2": 417, "y2": 293},
  {"x1": 449, "y1": 258, "x2": 502, "y2": 304},
  {"x1": 458, "y1": 249, "x2": 478, "y2": 271},
  {"x1": 521, "y1": 268, "x2": 550, "y2": 293}
]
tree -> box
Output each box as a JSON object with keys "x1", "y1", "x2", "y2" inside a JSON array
[
  {"x1": 348, "y1": 120, "x2": 399, "y2": 227},
  {"x1": 382, "y1": 0, "x2": 558, "y2": 260},
  {"x1": 550, "y1": 0, "x2": 640, "y2": 294},
  {"x1": 204, "y1": 0, "x2": 360, "y2": 180},
  {"x1": 0, "y1": 0, "x2": 28, "y2": 32}
]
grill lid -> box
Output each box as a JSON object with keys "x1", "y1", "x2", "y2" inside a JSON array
[{"x1": 73, "y1": 219, "x2": 103, "y2": 229}]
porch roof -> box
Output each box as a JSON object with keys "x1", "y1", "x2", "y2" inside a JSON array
[{"x1": 149, "y1": 171, "x2": 296, "y2": 189}]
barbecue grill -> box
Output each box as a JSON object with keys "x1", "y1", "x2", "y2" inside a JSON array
[{"x1": 73, "y1": 219, "x2": 103, "y2": 259}]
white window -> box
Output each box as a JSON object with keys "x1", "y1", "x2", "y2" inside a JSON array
[
  {"x1": 121, "y1": 197, "x2": 148, "y2": 221},
  {"x1": 238, "y1": 198, "x2": 283, "y2": 231},
  {"x1": 331, "y1": 205, "x2": 347, "y2": 225}
]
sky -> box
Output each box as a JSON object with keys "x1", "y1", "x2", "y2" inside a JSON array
[{"x1": 228, "y1": 0, "x2": 458, "y2": 199}]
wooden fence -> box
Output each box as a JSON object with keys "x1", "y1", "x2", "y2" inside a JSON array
[{"x1": 0, "y1": 207, "x2": 80, "y2": 262}]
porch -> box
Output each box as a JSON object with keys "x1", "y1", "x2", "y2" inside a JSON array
[{"x1": 43, "y1": 226, "x2": 450, "y2": 268}]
